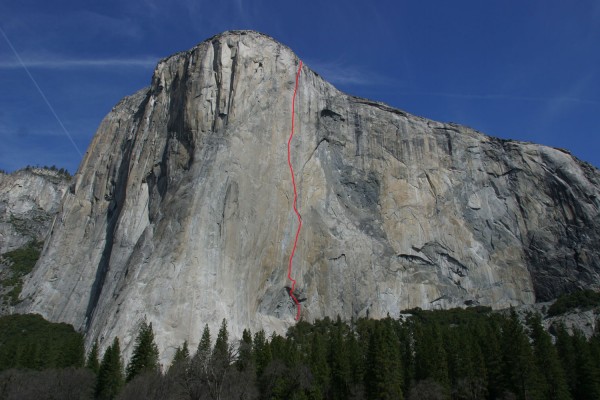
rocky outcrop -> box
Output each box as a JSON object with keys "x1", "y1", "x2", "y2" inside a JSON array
[
  {"x1": 0, "y1": 168, "x2": 68, "y2": 254},
  {"x1": 513, "y1": 301, "x2": 599, "y2": 338},
  {"x1": 0, "y1": 168, "x2": 68, "y2": 315},
  {"x1": 18, "y1": 31, "x2": 600, "y2": 362}
]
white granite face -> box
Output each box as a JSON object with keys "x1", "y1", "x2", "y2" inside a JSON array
[{"x1": 18, "y1": 31, "x2": 600, "y2": 364}]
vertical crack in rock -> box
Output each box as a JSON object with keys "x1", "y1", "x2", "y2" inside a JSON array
[
  {"x1": 211, "y1": 36, "x2": 239, "y2": 132},
  {"x1": 226, "y1": 41, "x2": 238, "y2": 123},
  {"x1": 353, "y1": 112, "x2": 363, "y2": 156},
  {"x1": 166, "y1": 61, "x2": 195, "y2": 172}
]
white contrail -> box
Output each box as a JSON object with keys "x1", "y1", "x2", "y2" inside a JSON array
[
  {"x1": 0, "y1": 26, "x2": 83, "y2": 158},
  {"x1": 0, "y1": 57, "x2": 156, "y2": 69}
]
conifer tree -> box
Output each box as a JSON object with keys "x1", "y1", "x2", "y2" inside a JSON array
[
  {"x1": 86, "y1": 340, "x2": 100, "y2": 374},
  {"x1": 500, "y1": 309, "x2": 544, "y2": 400},
  {"x1": 590, "y1": 324, "x2": 600, "y2": 386},
  {"x1": 96, "y1": 338, "x2": 124, "y2": 400},
  {"x1": 555, "y1": 324, "x2": 578, "y2": 396},
  {"x1": 329, "y1": 318, "x2": 351, "y2": 400},
  {"x1": 183, "y1": 324, "x2": 212, "y2": 400},
  {"x1": 413, "y1": 321, "x2": 449, "y2": 390},
  {"x1": 59, "y1": 333, "x2": 86, "y2": 368},
  {"x1": 195, "y1": 324, "x2": 212, "y2": 373},
  {"x1": 478, "y1": 320, "x2": 504, "y2": 399},
  {"x1": 269, "y1": 334, "x2": 289, "y2": 364},
  {"x1": 212, "y1": 319, "x2": 232, "y2": 368},
  {"x1": 171, "y1": 340, "x2": 190, "y2": 369},
  {"x1": 365, "y1": 320, "x2": 404, "y2": 400},
  {"x1": 571, "y1": 330, "x2": 600, "y2": 400},
  {"x1": 526, "y1": 313, "x2": 571, "y2": 400},
  {"x1": 309, "y1": 331, "x2": 330, "y2": 398},
  {"x1": 238, "y1": 329, "x2": 254, "y2": 372},
  {"x1": 125, "y1": 320, "x2": 160, "y2": 382},
  {"x1": 233, "y1": 328, "x2": 259, "y2": 399},
  {"x1": 346, "y1": 322, "x2": 367, "y2": 398},
  {"x1": 253, "y1": 329, "x2": 271, "y2": 378},
  {"x1": 208, "y1": 319, "x2": 234, "y2": 400}
]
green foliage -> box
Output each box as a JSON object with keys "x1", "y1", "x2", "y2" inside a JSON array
[
  {"x1": 170, "y1": 340, "x2": 189, "y2": 369},
  {"x1": 1, "y1": 241, "x2": 42, "y2": 305},
  {"x1": 6, "y1": 309, "x2": 600, "y2": 400},
  {"x1": 96, "y1": 337, "x2": 124, "y2": 400},
  {"x1": 413, "y1": 321, "x2": 449, "y2": 389},
  {"x1": 548, "y1": 289, "x2": 600, "y2": 316},
  {"x1": 253, "y1": 329, "x2": 271, "y2": 378},
  {"x1": 0, "y1": 313, "x2": 84, "y2": 371},
  {"x1": 365, "y1": 318, "x2": 404, "y2": 399},
  {"x1": 195, "y1": 323, "x2": 211, "y2": 372},
  {"x1": 237, "y1": 329, "x2": 254, "y2": 372},
  {"x1": 309, "y1": 330, "x2": 330, "y2": 398},
  {"x1": 569, "y1": 330, "x2": 600, "y2": 400},
  {"x1": 500, "y1": 309, "x2": 544, "y2": 400},
  {"x1": 328, "y1": 317, "x2": 351, "y2": 400},
  {"x1": 86, "y1": 340, "x2": 100, "y2": 374},
  {"x1": 125, "y1": 321, "x2": 159, "y2": 382},
  {"x1": 527, "y1": 313, "x2": 571, "y2": 399},
  {"x1": 212, "y1": 319, "x2": 232, "y2": 367}
]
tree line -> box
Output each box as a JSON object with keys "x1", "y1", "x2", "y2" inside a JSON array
[
  {"x1": 21, "y1": 165, "x2": 72, "y2": 178},
  {"x1": 1, "y1": 308, "x2": 600, "y2": 399}
]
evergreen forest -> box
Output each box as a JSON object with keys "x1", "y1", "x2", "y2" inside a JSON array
[{"x1": 1, "y1": 307, "x2": 600, "y2": 400}]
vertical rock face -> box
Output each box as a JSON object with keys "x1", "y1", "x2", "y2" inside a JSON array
[{"x1": 19, "y1": 31, "x2": 600, "y2": 362}]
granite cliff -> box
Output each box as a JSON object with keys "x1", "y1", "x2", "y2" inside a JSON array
[
  {"x1": 0, "y1": 168, "x2": 68, "y2": 255},
  {"x1": 18, "y1": 31, "x2": 600, "y2": 361},
  {"x1": 0, "y1": 168, "x2": 68, "y2": 313}
]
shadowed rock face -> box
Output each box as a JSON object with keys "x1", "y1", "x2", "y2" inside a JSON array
[
  {"x1": 0, "y1": 169, "x2": 68, "y2": 254},
  {"x1": 19, "y1": 31, "x2": 600, "y2": 362}
]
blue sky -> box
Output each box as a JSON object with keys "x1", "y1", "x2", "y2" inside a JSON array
[{"x1": 1, "y1": 0, "x2": 599, "y2": 173}]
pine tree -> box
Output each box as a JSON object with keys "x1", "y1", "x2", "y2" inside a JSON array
[
  {"x1": 479, "y1": 319, "x2": 504, "y2": 400},
  {"x1": 365, "y1": 320, "x2": 404, "y2": 400},
  {"x1": 526, "y1": 313, "x2": 571, "y2": 400},
  {"x1": 413, "y1": 321, "x2": 449, "y2": 390},
  {"x1": 253, "y1": 329, "x2": 271, "y2": 378},
  {"x1": 590, "y1": 323, "x2": 600, "y2": 389},
  {"x1": 86, "y1": 340, "x2": 100, "y2": 373},
  {"x1": 96, "y1": 337, "x2": 124, "y2": 400},
  {"x1": 238, "y1": 329, "x2": 254, "y2": 372},
  {"x1": 329, "y1": 317, "x2": 351, "y2": 400},
  {"x1": 555, "y1": 324, "x2": 578, "y2": 397},
  {"x1": 347, "y1": 323, "x2": 366, "y2": 398},
  {"x1": 500, "y1": 309, "x2": 544, "y2": 400},
  {"x1": 196, "y1": 324, "x2": 212, "y2": 373},
  {"x1": 58, "y1": 332, "x2": 85, "y2": 368},
  {"x1": 309, "y1": 331, "x2": 330, "y2": 398},
  {"x1": 208, "y1": 319, "x2": 233, "y2": 400},
  {"x1": 233, "y1": 328, "x2": 259, "y2": 399},
  {"x1": 212, "y1": 319, "x2": 232, "y2": 368},
  {"x1": 171, "y1": 340, "x2": 190, "y2": 369},
  {"x1": 125, "y1": 320, "x2": 160, "y2": 382},
  {"x1": 571, "y1": 330, "x2": 600, "y2": 400}
]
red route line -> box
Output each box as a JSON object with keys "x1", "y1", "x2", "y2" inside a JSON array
[{"x1": 287, "y1": 60, "x2": 303, "y2": 321}]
